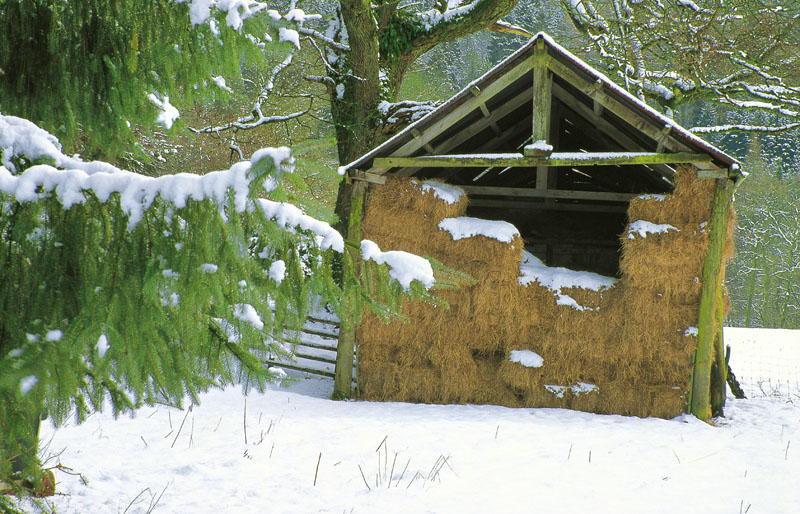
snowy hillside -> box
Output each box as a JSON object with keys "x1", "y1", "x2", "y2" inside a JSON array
[{"x1": 15, "y1": 328, "x2": 800, "y2": 514}]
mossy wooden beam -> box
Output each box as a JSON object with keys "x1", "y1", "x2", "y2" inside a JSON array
[
  {"x1": 710, "y1": 279, "x2": 728, "y2": 416},
  {"x1": 469, "y1": 198, "x2": 628, "y2": 213},
  {"x1": 349, "y1": 170, "x2": 386, "y2": 184},
  {"x1": 333, "y1": 180, "x2": 368, "y2": 399},
  {"x1": 690, "y1": 178, "x2": 734, "y2": 420},
  {"x1": 375, "y1": 152, "x2": 713, "y2": 168},
  {"x1": 460, "y1": 185, "x2": 637, "y2": 202},
  {"x1": 531, "y1": 38, "x2": 551, "y2": 146}
]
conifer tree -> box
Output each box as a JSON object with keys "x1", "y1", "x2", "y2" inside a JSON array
[
  {"x1": 0, "y1": 1, "x2": 444, "y2": 499},
  {"x1": 0, "y1": 0, "x2": 283, "y2": 159}
]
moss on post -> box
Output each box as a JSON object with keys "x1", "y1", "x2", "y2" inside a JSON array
[
  {"x1": 691, "y1": 178, "x2": 734, "y2": 420},
  {"x1": 710, "y1": 275, "x2": 728, "y2": 416},
  {"x1": 333, "y1": 180, "x2": 369, "y2": 399}
]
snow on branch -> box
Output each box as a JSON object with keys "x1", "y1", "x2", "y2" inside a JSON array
[
  {"x1": 377, "y1": 100, "x2": 440, "y2": 135},
  {"x1": 690, "y1": 123, "x2": 800, "y2": 135},
  {"x1": 296, "y1": 26, "x2": 349, "y2": 52},
  {"x1": 179, "y1": 0, "x2": 270, "y2": 29},
  {"x1": 562, "y1": 0, "x2": 800, "y2": 134},
  {"x1": 255, "y1": 198, "x2": 344, "y2": 253},
  {"x1": 0, "y1": 114, "x2": 293, "y2": 229},
  {"x1": 191, "y1": 108, "x2": 310, "y2": 135}
]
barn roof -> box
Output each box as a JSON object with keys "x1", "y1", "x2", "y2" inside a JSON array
[{"x1": 343, "y1": 32, "x2": 742, "y2": 201}]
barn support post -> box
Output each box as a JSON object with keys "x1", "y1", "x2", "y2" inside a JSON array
[
  {"x1": 690, "y1": 177, "x2": 734, "y2": 420},
  {"x1": 333, "y1": 179, "x2": 368, "y2": 399},
  {"x1": 531, "y1": 38, "x2": 551, "y2": 146},
  {"x1": 710, "y1": 280, "x2": 728, "y2": 415}
]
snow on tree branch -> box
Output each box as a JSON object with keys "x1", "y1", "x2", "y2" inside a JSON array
[
  {"x1": 1, "y1": 114, "x2": 437, "y2": 289},
  {"x1": 690, "y1": 123, "x2": 800, "y2": 135},
  {"x1": 0, "y1": 114, "x2": 289, "y2": 228},
  {"x1": 562, "y1": 0, "x2": 800, "y2": 135},
  {"x1": 297, "y1": 26, "x2": 350, "y2": 52}
]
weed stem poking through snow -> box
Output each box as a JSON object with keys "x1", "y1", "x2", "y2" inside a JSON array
[
  {"x1": 314, "y1": 452, "x2": 322, "y2": 486},
  {"x1": 171, "y1": 405, "x2": 192, "y2": 449}
]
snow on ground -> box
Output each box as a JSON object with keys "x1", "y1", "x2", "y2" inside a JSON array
[{"x1": 19, "y1": 329, "x2": 800, "y2": 513}]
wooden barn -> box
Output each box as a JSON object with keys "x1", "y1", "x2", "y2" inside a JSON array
[{"x1": 333, "y1": 33, "x2": 743, "y2": 420}]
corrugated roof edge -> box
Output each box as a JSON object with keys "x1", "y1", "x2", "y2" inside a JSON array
[{"x1": 340, "y1": 32, "x2": 741, "y2": 177}]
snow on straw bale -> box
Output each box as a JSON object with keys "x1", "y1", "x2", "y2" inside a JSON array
[{"x1": 356, "y1": 168, "x2": 727, "y2": 418}]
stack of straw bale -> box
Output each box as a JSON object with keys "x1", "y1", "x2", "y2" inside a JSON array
[{"x1": 356, "y1": 167, "x2": 733, "y2": 418}]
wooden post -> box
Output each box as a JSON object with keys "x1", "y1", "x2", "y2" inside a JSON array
[
  {"x1": 333, "y1": 179, "x2": 368, "y2": 399},
  {"x1": 710, "y1": 272, "x2": 728, "y2": 416},
  {"x1": 690, "y1": 178, "x2": 733, "y2": 420},
  {"x1": 531, "y1": 38, "x2": 551, "y2": 146},
  {"x1": 528, "y1": 35, "x2": 553, "y2": 200}
]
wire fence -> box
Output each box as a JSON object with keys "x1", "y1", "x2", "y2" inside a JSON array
[{"x1": 725, "y1": 327, "x2": 800, "y2": 400}]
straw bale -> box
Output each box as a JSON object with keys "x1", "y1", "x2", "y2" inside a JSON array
[
  {"x1": 672, "y1": 166, "x2": 716, "y2": 199},
  {"x1": 438, "y1": 233, "x2": 525, "y2": 276},
  {"x1": 498, "y1": 356, "x2": 545, "y2": 391},
  {"x1": 430, "y1": 346, "x2": 480, "y2": 402},
  {"x1": 519, "y1": 384, "x2": 571, "y2": 409},
  {"x1": 555, "y1": 286, "x2": 606, "y2": 312},
  {"x1": 567, "y1": 383, "x2": 688, "y2": 418},
  {"x1": 627, "y1": 167, "x2": 715, "y2": 226},
  {"x1": 354, "y1": 170, "x2": 731, "y2": 419},
  {"x1": 359, "y1": 362, "x2": 443, "y2": 404},
  {"x1": 366, "y1": 177, "x2": 467, "y2": 222},
  {"x1": 620, "y1": 223, "x2": 709, "y2": 273},
  {"x1": 470, "y1": 354, "x2": 521, "y2": 406}
]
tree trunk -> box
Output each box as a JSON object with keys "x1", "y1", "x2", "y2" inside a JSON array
[{"x1": 332, "y1": 0, "x2": 383, "y2": 165}]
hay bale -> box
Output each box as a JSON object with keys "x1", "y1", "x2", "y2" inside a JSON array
[
  {"x1": 355, "y1": 169, "x2": 727, "y2": 419},
  {"x1": 470, "y1": 353, "x2": 521, "y2": 406},
  {"x1": 626, "y1": 166, "x2": 715, "y2": 226},
  {"x1": 366, "y1": 177, "x2": 468, "y2": 221}
]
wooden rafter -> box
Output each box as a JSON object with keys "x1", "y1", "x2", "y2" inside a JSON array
[
  {"x1": 394, "y1": 88, "x2": 532, "y2": 178},
  {"x1": 546, "y1": 58, "x2": 692, "y2": 155},
  {"x1": 367, "y1": 54, "x2": 536, "y2": 176}
]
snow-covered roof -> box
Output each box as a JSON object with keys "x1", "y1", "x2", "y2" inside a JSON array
[{"x1": 344, "y1": 32, "x2": 740, "y2": 176}]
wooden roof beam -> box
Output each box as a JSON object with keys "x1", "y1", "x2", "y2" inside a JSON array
[
  {"x1": 469, "y1": 198, "x2": 628, "y2": 213},
  {"x1": 375, "y1": 152, "x2": 715, "y2": 169},
  {"x1": 460, "y1": 185, "x2": 638, "y2": 202},
  {"x1": 526, "y1": 38, "x2": 553, "y2": 157},
  {"x1": 551, "y1": 82, "x2": 676, "y2": 182}
]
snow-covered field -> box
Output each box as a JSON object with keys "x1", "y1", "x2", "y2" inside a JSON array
[{"x1": 19, "y1": 328, "x2": 800, "y2": 513}]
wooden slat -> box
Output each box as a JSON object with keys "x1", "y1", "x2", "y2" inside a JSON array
[
  {"x1": 376, "y1": 152, "x2": 713, "y2": 168},
  {"x1": 349, "y1": 170, "x2": 387, "y2": 184},
  {"x1": 293, "y1": 351, "x2": 337, "y2": 365},
  {"x1": 266, "y1": 362, "x2": 336, "y2": 378},
  {"x1": 460, "y1": 185, "x2": 638, "y2": 202},
  {"x1": 469, "y1": 198, "x2": 628, "y2": 212},
  {"x1": 275, "y1": 337, "x2": 337, "y2": 352}
]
